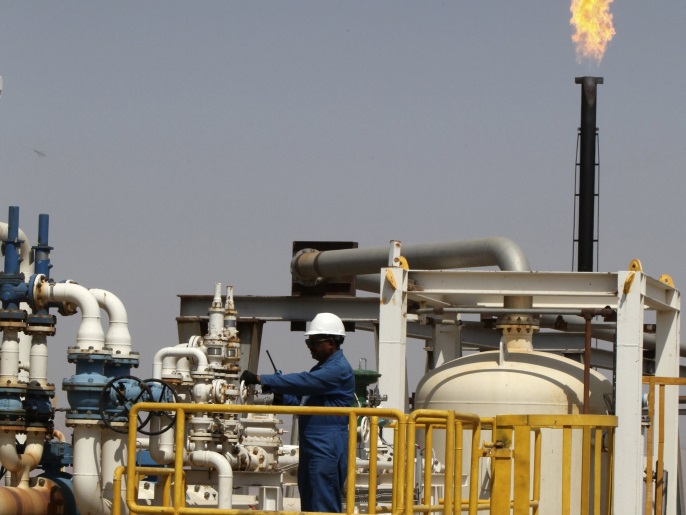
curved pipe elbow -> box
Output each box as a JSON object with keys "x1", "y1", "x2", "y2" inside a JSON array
[
  {"x1": 189, "y1": 451, "x2": 233, "y2": 509},
  {"x1": 291, "y1": 236, "x2": 531, "y2": 284},
  {"x1": 0, "y1": 432, "x2": 44, "y2": 481},
  {"x1": 49, "y1": 282, "x2": 105, "y2": 350},
  {"x1": 0, "y1": 223, "x2": 33, "y2": 276},
  {"x1": 152, "y1": 347, "x2": 209, "y2": 380},
  {"x1": 89, "y1": 288, "x2": 132, "y2": 356}
]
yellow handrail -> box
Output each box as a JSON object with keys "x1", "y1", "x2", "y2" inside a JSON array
[{"x1": 114, "y1": 404, "x2": 617, "y2": 515}]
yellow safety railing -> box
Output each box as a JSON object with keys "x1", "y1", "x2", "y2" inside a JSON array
[
  {"x1": 488, "y1": 414, "x2": 617, "y2": 515},
  {"x1": 122, "y1": 403, "x2": 407, "y2": 515},
  {"x1": 404, "y1": 410, "x2": 483, "y2": 515},
  {"x1": 642, "y1": 376, "x2": 685, "y2": 515},
  {"x1": 114, "y1": 405, "x2": 618, "y2": 515}
]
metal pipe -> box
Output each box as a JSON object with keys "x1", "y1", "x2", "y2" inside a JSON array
[
  {"x1": 152, "y1": 346, "x2": 209, "y2": 380},
  {"x1": 292, "y1": 237, "x2": 530, "y2": 281},
  {"x1": 0, "y1": 431, "x2": 44, "y2": 488},
  {"x1": 89, "y1": 288, "x2": 132, "y2": 358},
  {"x1": 0, "y1": 478, "x2": 65, "y2": 515},
  {"x1": 47, "y1": 282, "x2": 105, "y2": 350},
  {"x1": 73, "y1": 425, "x2": 110, "y2": 515},
  {"x1": 188, "y1": 451, "x2": 233, "y2": 509},
  {"x1": 575, "y1": 76, "x2": 603, "y2": 272}
]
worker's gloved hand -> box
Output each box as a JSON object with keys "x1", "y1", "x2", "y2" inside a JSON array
[{"x1": 240, "y1": 370, "x2": 259, "y2": 385}]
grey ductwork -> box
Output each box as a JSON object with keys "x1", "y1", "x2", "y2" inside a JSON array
[{"x1": 291, "y1": 236, "x2": 532, "y2": 309}]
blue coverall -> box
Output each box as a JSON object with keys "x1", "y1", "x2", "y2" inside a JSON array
[{"x1": 260, "y1": 349, "x2": 354, "y2": 513}]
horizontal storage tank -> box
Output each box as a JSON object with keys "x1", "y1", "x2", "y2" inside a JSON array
[{"x1": 414, "y1": 347, "x2": 613, "y2": 513}]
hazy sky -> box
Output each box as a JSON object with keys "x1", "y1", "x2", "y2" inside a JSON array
[{"x1": 1, "y1": 2, "x2": 685, "y2": 414}]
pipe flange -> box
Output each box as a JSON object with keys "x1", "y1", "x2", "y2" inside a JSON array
[
  {"x1": 28, "y1": 273, "x2": 48, "y2": 312},
  {"x1": 291, "y1": 248, "x2": 326, "y2": 287},
  {"x1": 0, "y1": 307, "x2": 27, "y2": 329},
  {"x1": 496, "y1": 314, "x2": 540, "y2": 334},
  {"x1": 25, "y1": 312, "x2": 57, "y2": 335}
]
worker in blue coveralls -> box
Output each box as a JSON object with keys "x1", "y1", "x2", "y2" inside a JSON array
[{"x1": 240, "y1": 313, "x2": 354, "y2": 513}]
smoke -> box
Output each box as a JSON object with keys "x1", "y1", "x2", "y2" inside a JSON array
[{"x1": 570, "y1": 0, "x2": 616, "y2": 65}]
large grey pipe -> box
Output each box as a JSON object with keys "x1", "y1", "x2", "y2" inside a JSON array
[{"x1": 291, "y1": 236, "x2": 532, "y2": 308}]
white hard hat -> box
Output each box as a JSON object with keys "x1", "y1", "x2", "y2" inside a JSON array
[{"x1": 305, "y1": 313, "x2": 346, "y2": 338}]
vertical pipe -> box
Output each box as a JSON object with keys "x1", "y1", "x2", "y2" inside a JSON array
[
  {"x1": 34, "y1": 214, "x2": 51, "y2": 277},
  {"x1": 575, "y1": 77, "x2": 603, "y2": 272},
  {"x1": 4, "y1": 206, "x2": 21, "y2": 276}
]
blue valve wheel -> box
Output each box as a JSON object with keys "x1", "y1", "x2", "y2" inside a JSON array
[
  {"x1": 138, "y1": 378, "x2": 179, "y2": 436},
  {"x1": 98, "y1": 375, "x2": 153, "y2": 434}
]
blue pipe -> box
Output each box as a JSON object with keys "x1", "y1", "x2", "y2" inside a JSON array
[
  {"x1": 3, "y1": 206, "x2": 21, "y2": 275},
  {"x1": 34, "y1": 214, "x2": 52, "y2": 278}
]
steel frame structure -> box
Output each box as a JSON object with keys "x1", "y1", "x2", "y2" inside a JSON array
[{"x1": 177, "y1": 267, "x2": 680, "y2": 514}]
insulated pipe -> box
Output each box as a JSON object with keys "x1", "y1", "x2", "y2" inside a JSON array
[
  {"x1": 188, "y1": 451, "x2": 233, "y2": 509},
  {"x1": 575, "y1": 76, "x2": 603, "y2": 272},
  {"x1": 47, "y1": 282, "x2": 105, "y2": 350},
  {"x1": 28, "y1": 333, "x2": 48, "y2": 387},
  {"x1": 293, "y1": 237, "x2": 532, "y2": 308},
  {"x1": 0, "y1": 328, "x2": 20, "y2": 383},
  {"x1": 0, "y1": 479, "x2": 65, "y2": 515},
  {"x1": 89, "y1": 289, "x2": 132, "y2": 358},
  {"x1": 73, "y1": 425, "x2": 110, "y2": 515},
  {"x1": 291, "y1": 237, "x2": 530, "y2": 279}
]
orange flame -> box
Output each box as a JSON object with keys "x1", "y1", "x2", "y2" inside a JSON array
[{"x1": 570, "y1": 0, "x2": 616, "y2": 64}]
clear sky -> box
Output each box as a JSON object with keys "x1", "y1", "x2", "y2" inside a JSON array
[{"x1": 0, "y1": 2, "x2": 685, "y2": 419}]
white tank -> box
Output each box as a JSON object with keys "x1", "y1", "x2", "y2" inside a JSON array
[{"x1": 414, "y1": 347, "x2": 613, "y2": 513}]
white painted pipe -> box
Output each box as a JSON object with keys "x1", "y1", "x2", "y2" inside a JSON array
[
  {"x1": 28, "y1": 333, "x2": 48, "y2": 387},
  {"x1": 189, "y1": 451, "x2": 233, "y2": 509},
  {"x1": 89, "y1": 289, "x2": 132, "y2": 358},
  {"x1": 0, "y1": 328, "x2": 20, "y2": 383},
  {"x1": 148, "y1": 415, "x2": 175, "y2": 465},
  {"x1": 0, "y1": 224, "x2": 33, "y2": 276},
  {"x1": 73, "y1": 425, "x2": 110, "y2": 515},
  {"x1": 0, "y1": 224, "x2": 34, "y2": 383},
  {"x1": 0, "y1": 431, "x2": 44, "y2": 487},
  {"x1": 48, "y1": 282, "x2": 104, "y2": 350},
  {"x1": 152, "y1": 347, "x2": 208, "y2": 380},
  {"x1": 102, "y1": 429, "x2": 127, "y2": 515}
]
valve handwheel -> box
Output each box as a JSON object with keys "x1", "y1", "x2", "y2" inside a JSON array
[
  {"x1": 98, "y1": 376, "x2": 153, "y2": 434},
  {"x1": 139, "y1": 378, "x2": 179, "y2": 436}
]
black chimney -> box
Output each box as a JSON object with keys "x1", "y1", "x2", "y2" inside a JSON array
[{"x1": 575, "y1": 76, "x2": 603, "y2": 272}]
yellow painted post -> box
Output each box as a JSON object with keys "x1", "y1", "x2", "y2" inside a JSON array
[
  {"x1": 452, "y1": 422, "x2": 462, "y2": 515},
  {"x1": 645, "y1": 378, "x2": 655, "y2": 515},
  {"x1": 369, "y1": 416, "x2": 379, "y2": 515},
  {"x1": 467, "y1": 423, "x2": 481, "y2": 515},
  {"x1": 655, "y1": 384, "x2": 666, "y2": 515},
  {"x1": 562, "y1": 427, "x2": 572, "y2": 515},
  {"x1": 405, "y1": 416, "x2": 417, "y2": 515},
  {"x1": 173, "y1": 409, "x2": 186, "y2": 510},
  {"x1": 580, "y1": 426, "x2": 591, "y2": 515},
  {"x1": 532, "y1": 429, "x2": 542, "y2": 515},
  {"x1": 163, "y1": 471, "x2": 172, "y2": 507},
  {"x1": 113, "y1": 466, "x2": 125, "y2": 515},
  {"x1": 605, "y1": 427, "x2": 615, "y2": 515},
  {"x1": 395, "y1": 418, "x2": 406, "y2": 515},
  {"x1": 347, "y1": 413, "x2": 358, "y2": 515},
  {"x1": 424, "y1": 425, "x2": 433, "y2": 506},
  {"x1": 513, "y1": 425, "x2": 531, "y2": 515},
  {"x1": 593, "y1": 427, "x2": 602, "y2": 514},
  {"x1": 490, "y1": 426, "x2": 513, "y2": 515},
  {"x1": 443, "y1": 412, "x2": 455, "y2": 515}
]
